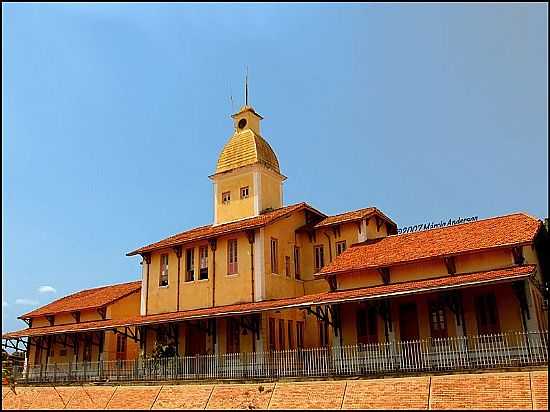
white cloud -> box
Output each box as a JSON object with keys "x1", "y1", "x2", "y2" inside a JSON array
[
  {"x1": 38, "y1": 286, "x2": 57, "y2": 294},
  {"x1": 2, "y1": 300, "x2": 8, "y2": 307},
  {"x1": 15, "y1": 298, "x2": 39, "y2": 306}
]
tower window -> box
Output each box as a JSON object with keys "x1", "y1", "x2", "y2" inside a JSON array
[
  {"x1": 336, "y1": 241, "x2": 347, "y2": 256},
  {"x1": 240, "y1": 186, "x2": 249, "y2": 199},
  {"x1": 159, "y1": 254, "x2": 169, "y2": 286},
  {"x1": 222, "y1": 191, "x2": 231, "y2": 205}
]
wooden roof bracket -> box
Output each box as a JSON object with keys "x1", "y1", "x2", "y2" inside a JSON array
[
  {"x1": 111, "y1": 326, "x2": 141, "y2": 343},
  {"x1": 444, "y1": 256, "x2": 456, "y2": 275},
  {"x1": 245, "y1": 229, "x2": 255, "y2": 244},
  {"x1": 305, "y1": 305, "x2": 335, "y2": 328},
  {"x1": 512, "y1": 280, "x2": 530, "y2": 320},
  {"x1": 208, "y1": 238, "x2": 217, "y2": 251},
  {"x1": 188, "y1": 319, "x2": 210, "y2": 334},
  {"x1": 239, "y1": 315, "x2": 260, "y2": 339},
  {"x1": 97, "y1": 306, "x2": 107, "y2": 320},
  {"x1": 512, "y1": 246, "x2": 525, "y2": 265},
  {"x1": 2, "y1": 337, "x2": 28, "y2": 352},
  {"x1": 377, "y1": 267, "x2": 391, "y2": 285},
  {"x1": 327, "y1": 275, "x2": 337, "y2": 292},
  {"x1": 328, "y1": 304, "x2": 341, "y2": 337},
  {"x1": 71, "y1": 311, "x2": 81, "y2": 323},
  {"x1": 142, "y1": 253, "x2": 152, "y2": 265}
]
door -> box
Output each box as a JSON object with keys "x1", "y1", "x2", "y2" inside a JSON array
[
  {"x1": 399, "y1": 303, "x2": 420, "y2": 341},
  {"x1": 428, "y1": 301, "x2": 448, "y2": 339},
  {"x1": 475, "y1": 293, "x2": 500, "y2": 335},
  {"x1": 226, "y1": 318, "x2": 240, "y2": 354},
  {"x1": 185, "y1": 326, "x2": 207, "y2": 356},
  {"x1": 34, "y1": 338, "x2": 42, "y2": 365},
  {"x1": 116, "y1": 334, "x2": 127, "y2": 361},
  {"x1": 356, "y1": 306, "x2": 378, "y2": 344}
]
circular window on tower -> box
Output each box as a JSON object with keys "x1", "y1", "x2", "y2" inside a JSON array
[{"x1": 238, "y1": 119, "x2": 247, "y2": 129}]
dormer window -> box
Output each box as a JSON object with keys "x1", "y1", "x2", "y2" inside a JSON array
[
  {"x1": 159, "y1": 254, "x2": 169, "y2": 287},
  {"x1": 240, "y1": 186, "x2": 249, "y2": 199},
  {"x1": 222, "y1": 191, "x2": 231, "y2": 205}
]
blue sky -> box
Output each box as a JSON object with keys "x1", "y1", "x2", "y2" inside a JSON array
[{"x1": 2, "y1": 3, "x2": 548, "y2": 333}]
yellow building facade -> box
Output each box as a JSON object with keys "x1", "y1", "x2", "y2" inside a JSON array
[{"x1": 2, "y1": 104, "x2": 548, "y2": 375}]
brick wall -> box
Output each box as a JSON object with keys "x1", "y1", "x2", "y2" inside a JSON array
[{"x1": 2, "y1": 370, "x2": 547, "y2": 410}]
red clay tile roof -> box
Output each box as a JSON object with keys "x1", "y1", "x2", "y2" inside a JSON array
[
  {"x1": 126, "y1": 202, "x2": 326, "y2": 256},
  {"x1": 315, "y1": 264, "x2": 536, "y2": 305},
  {"x1": 319, "y1": 213, "x2": 542, "y2": 276},
  {"x1": 313, "y1": 207, "x2": 396, "y2": 229},
  {"x1": 3, "y1": 265, "x2": 534, "y2": 339},
  {"x1": 19, "y1": 281, "x2": 141, "y2": 320}
]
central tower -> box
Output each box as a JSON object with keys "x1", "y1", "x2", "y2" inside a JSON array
[{"x1": 210, "y1": 105, "x2": 286, "y2": 225}]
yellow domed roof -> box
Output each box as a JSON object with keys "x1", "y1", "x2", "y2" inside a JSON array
[{"x1": 215, "y1": 129, "x2": 280, "y2": 175}]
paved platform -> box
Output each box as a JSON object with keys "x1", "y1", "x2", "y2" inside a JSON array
[{"x1": 2, "y1": 369, "x2": 547, "y2": 409}]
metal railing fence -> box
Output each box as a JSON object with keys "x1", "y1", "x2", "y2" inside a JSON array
[{"x1": 14, "y1": 330, "x2": 547, "y2": 384}]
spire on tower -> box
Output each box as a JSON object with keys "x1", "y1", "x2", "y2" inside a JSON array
[{"x1": 245, "y1": 66, "x2": 249, "y2": 106}]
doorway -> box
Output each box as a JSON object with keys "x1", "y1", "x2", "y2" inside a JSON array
[{"x1": 399, "y1": 303, "x2": 420, "y2": 341}]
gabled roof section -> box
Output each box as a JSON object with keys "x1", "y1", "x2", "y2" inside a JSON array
[
  {"x1": 313, "y1": 207, "x2": 397, "y2": 230},
  {"x1": 19, "y1": 280, "x2": 141, "y2": 319},
  {"x1": 319, "y1": 213, "x2": 542, "y2": 276},
  {"x1": 127, "y1": 202, "x2": 326, "y2": 256}
]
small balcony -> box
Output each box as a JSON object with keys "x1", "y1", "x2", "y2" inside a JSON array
[{"x1": 13, "y1": 329, "x2": 548, "y2": 384}]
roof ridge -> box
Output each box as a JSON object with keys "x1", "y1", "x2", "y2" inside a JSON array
[
  {"x1": 324, "y1": 206, "x2": 375, "y2": 218},
  {"x1": 65, "y1": 280, "x2": 141, "y2": 295},
  {"x1": 127, "y1": 202, "x2": 323, "y2": 256},
  {"x1": 19, "y1": 280, "x2": 141, "y2": 319},
  {"x1": 369, "y1": 211, "x2": 541, "y2": 243}
]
